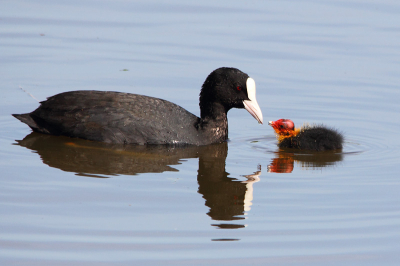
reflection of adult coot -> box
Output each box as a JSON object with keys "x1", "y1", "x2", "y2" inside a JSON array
[
  {"x1": 15, "y1": 132, "x2": 201, "y2": 176},
  {"x1": 197, "y1": 146, "x2": 261, "y2": 229},
  {"x1": 16, "y1": 133, "x2": 259, "y2": 229},
  {"x1": 197, "y1": 144, "x2": 243, "y2": 221}
]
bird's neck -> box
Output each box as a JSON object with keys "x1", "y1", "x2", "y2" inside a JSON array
[
  {"x1": 277, "y1": 128, "x2": 301, "y2": 143},
  {"x1": 200, "y1": 101, "x2": 228, "y2": 119},
  {"x1": 198, "y1": 102, "x2": 229, "y2": 143}
]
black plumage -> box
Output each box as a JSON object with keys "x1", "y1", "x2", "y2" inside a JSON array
[
  {"x1": 13, "y1": 67, "x2": 263, "y2": 145},
  {"x1": 279, "y1": 125, "x2": 343, "y2": 151}
]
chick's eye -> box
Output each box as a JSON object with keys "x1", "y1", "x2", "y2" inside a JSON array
[
  {"x1": 279, "y1": 125, "x2": 284, "y2": 129},
  {"x1": 236, "y1": 86, "x2": 242, "y2": 91}
]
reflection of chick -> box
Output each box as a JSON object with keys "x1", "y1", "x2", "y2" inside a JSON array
[
  {"x1": 269, "y1": 119, "x2": 343, "y2": 151},
  {"x1": 267, "y1": 156, "x2": 294, "y2": 173}
]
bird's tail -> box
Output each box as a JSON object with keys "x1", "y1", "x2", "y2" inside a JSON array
[{"x1": 12, "y1": 113, "x2": 40, "y2": 132}]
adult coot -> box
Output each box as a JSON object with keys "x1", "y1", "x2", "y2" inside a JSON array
[
  {"x1": 13, "y1": 67, "x2": 263, "y2": 145},
  {"x1": 268, "y1": 119, "x2": 343, "y2": 151}
]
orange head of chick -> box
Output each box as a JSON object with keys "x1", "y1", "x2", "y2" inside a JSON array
[
  {"x1": 268, "y1": 119, "x2": 295, "y2": 135},
  {"x1": 268, "y1": 119, "x2": 300, "y2": 141}
]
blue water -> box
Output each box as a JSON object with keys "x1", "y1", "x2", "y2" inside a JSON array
[{"x1": 1, "y1": 0, "x2": 400, "y2": 265}]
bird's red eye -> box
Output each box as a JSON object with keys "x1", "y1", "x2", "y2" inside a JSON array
[{"x1": 237, "y1": 86, "x2": 241, "y2": 91}]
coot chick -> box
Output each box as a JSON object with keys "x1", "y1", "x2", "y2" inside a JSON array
[
  {"x1": 13, "y1": 67, "x2": 263, "y2": 145},
  {"x1": 268, "y1": 119, "x2": 343, "y2": 151}
]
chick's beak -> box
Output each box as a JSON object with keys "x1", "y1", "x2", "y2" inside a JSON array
[{"x1": 268, "y1": 121, "x2": 278, "y2": 131}]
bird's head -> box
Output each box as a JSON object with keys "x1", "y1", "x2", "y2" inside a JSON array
[{"x1": 268, "y1": 119, "x2": 295, "y2": 136}]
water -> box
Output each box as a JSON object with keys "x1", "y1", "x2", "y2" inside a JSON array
[{"x1": 1, "y1": 0, "x2": 400, "y2": 265}]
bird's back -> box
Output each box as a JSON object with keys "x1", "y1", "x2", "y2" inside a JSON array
[
  {"x1": 280, "y1": 126, "x2": 343, "y2": 151},
  {"x1": 13, "y1": 91, "x2": 201, "y2": 145}
]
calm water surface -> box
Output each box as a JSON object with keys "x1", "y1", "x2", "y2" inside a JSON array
[{"x1": 1, "y1": 0, "x2": 400, "y2": 265}]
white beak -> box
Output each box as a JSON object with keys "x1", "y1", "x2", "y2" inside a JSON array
[{"x1": 243, "y1": 78, "x2": 263, "y2": 124}]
